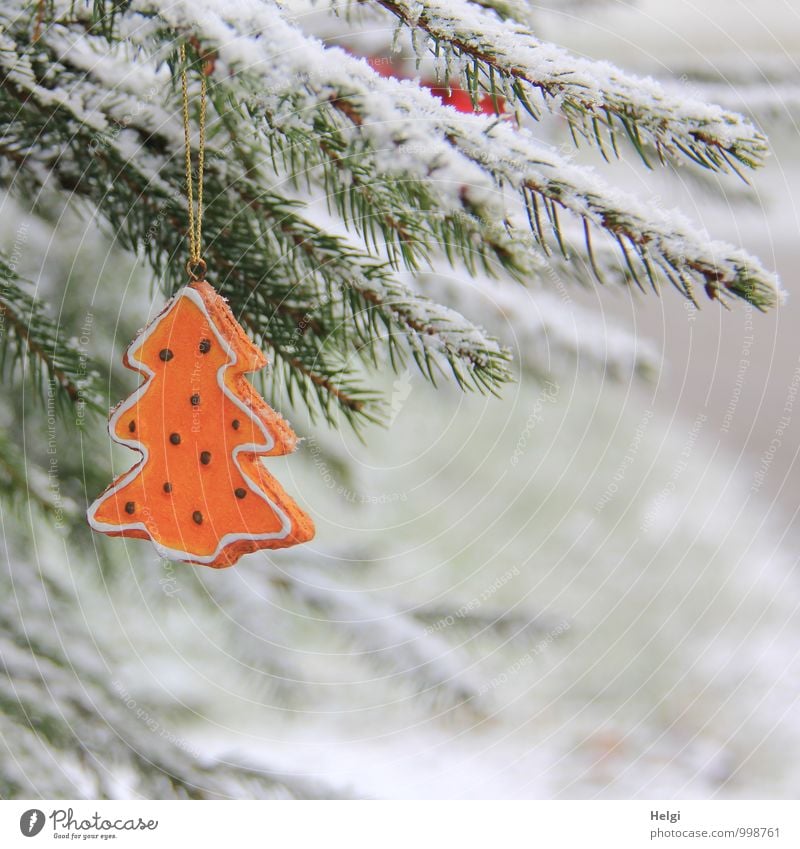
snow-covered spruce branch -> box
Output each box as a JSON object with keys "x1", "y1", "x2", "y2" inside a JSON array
[
  {"x1": 0, "y1": 558, "x2": 348, "y2": 799},
  {"x1": 0, "y1": 24, "x2": 511, "y2": 427},
  {"x1": 326, "y1": 77, "x2": 779, "y2": 306},
  {"x1": 214, "y1": 112, "x2": 513, "y2": 394},
  {"x1": 416, "y1": 271, "x2": 659, "y2": 382},
  {"x1": 35, "y1": 1, "x2": 783, "y2": 309},
  {"x1": 238, "y1": 95, "x2": 532, "y2": 285},
  {"x1": 365, "y1": 0, "x2": 769, "y2": 172},
  {"x1": 657, "y1": 56, "x2": 800, "y2": 126},
  {"x1": 138, "y1": 1, "x2": 779, "y2": 308},
  {"x1": 48, "y1": 3, "x2": 526, "y2": 284},
  {"x1": 212, "y1": 563, "x2": 490, "y2": 708},
  {"x1": 443, "y1": 120, "x2": 781, "y2": 307},
  {"x1": 0, "y1": 46, "x2": 367, "y2": 426},
  {"x1": 0, "y1": 430, "x2": 74, "y2": 519},
  {"x1": 0, "y1": 255, "x2": 105, "y2": 416},
  {"x1": 0, "y1": 0, "x2": 781, "y2": 440}
]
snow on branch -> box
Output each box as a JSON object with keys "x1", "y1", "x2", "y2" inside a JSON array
[
  {"x1": 139, "y1": 0, "x2": 779, "y2": 309},
  {"x1": 0, "y1": 255, "x2": 105, "y2": 416},
  {"x1": 444, "y1": 119, "x2": 782, "y2": 308},
  {"x1": 0, "y1": 0, "x2": 780, "y2": 441},
  {"x1": 0, "y1": 557, "x2": 348, "y2": 799},
  {"x1": 367, "y1": 0, "x2": 769, "y2": 172},
  {"x1": 0, "y1": 17, "x2": 513, "y2": 427},
  {"x1": 657, "y1": 55, "x2": 800, "y2": 126},
  {"x1": 226, "y1": 563, "x2": 492, "y2": 707},
  {"x1": 417, "y1": 269, "x2": 660, "y2": 382}
]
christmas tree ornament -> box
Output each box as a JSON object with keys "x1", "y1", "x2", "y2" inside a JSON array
[
  {"x1": 87, "y1": 44, "x2": 314, "y2": 567},
  {"x1": 365, "y1": 55, "x2": 506, "y2": 116}
]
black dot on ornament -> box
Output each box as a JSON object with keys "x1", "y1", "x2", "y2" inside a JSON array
[
  {"x1": 232, "y1": 419, "x2": 240, "y2": 430},
  {"x1": 124, "y1": 501, "x2": 136, "y2": 515},
  {"x1": 234, "y1": 488, "x2": 247, "y2": 499},
  {"x1": 159, "y1": 348, "x2": 174, "y2": 362},
  {"x1": 190, "y1": 393, "x2": 200, "y2": 406},
  {"x1": 163, "y1": 482, "x2": 172, "y2": 494},
  {"x1": 192, "y1": 510, "x2": 203, "y2": 525},
  {"x1": 200, "y1": 451, "x2": 212, "y2": 465},
  {"x1": 128, "y1": 420, "x2": 136, "y2": 433},
  {"x1": 199, "y1": 338, "x2": 212, "y2": 354},
  {"x1": 169, "y1": 433, "x2": 181, "y2": 445}
]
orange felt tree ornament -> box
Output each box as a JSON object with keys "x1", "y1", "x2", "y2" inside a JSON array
[{"x1": 87, "y1": 44, "x2": 314, "y2": 567}]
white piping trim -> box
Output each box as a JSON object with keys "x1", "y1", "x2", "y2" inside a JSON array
[{"x1": 87, "y1": 286, "x2": 293, "y2": 564}]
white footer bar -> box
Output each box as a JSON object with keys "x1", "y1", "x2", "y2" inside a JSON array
[{"x1": 2, "y1": 800, "x2": 797, "y2": 848}]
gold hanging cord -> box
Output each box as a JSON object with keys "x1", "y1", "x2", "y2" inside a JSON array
[
  {"x1": 32, "y1": 0, "x2": 46, "y2": 42},
  {"x1": 180, "y1": 42, "x2": 208, "y2": 281}
]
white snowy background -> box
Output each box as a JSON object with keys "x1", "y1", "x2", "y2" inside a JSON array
[{"x1": 1, "y1": 0, "x2": 799, "y2": 799}]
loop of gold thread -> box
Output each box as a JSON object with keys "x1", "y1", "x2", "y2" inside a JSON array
[{"x1": 180, "y1": 43, "x2": 207, "y2": 279}]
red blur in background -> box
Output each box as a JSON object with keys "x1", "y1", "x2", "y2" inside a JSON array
[{"x1": 366, "y1": 56, "x2": 506, "y2": 116}]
